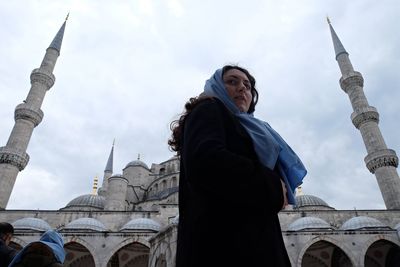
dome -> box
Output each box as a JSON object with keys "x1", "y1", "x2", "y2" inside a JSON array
[
  {"x1": 121, "y1": 218, "x2": 161, "y2": 232},
  {"x1": 340, "y1": 216, "x2": 388, "y2": 230},
  {"x1": 64, "y1": 194, "x2": 105, "y2": 210},
  {"x1": 288, "y1": 216, "x2": 332, "y2": 231},
  {"x1": 125, "y1": 160, "x2": 149, "y2": 169},
  {"x1": 12, "y1": 217, "x2": 52, "y2": 231},
  {"x1": 294, "y1": 195, "x2": 334, "y2": 210},
  {"x1": 64, "y1": 217, "x2": 107, "y2": 232}
]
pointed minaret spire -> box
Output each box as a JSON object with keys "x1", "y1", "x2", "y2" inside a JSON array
[
  {"x1": 0, "y1": 17, "x2": 68, "y2": 209},
  {"x1": 327, "y1": 18, "x2": 353, "y2": 75},
  {"x1": 327, "y1": 17, "x2": 348, "y2": 59},
  {"x1": 105, "y1": 140, "x2": 114, "y2": 173},
  {"x1": 98, "y1": 141, "x2": 115, "y2": 197},
  {"x1": 328, "y1": 19, "x2": 400, "y2": 209},
  {"x1": 48, "y1": 16, "x2": 67, "y2": 54}
]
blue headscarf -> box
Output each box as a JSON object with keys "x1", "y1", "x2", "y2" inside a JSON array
[
  {"x1": 8, "y1": 230, "x2": 65, "y2": 266},
  {"x1": 204, "y1": 68, "x2": 307, "y2": 204}
]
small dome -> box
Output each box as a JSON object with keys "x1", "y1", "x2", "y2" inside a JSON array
[
  {"x1": 294, "y1": 195, "x2": 334, "y2": 210},
  {"x1": 125, "y1": 160, "x2": 149, "y2": 169},
  {"x1": 340, "y1": 216, "x2": 388, "y2": 230},
  {"x1": 12, "y1": 217, "x2": 52, "y2": 231},
  {"x1": 288, "y1": 217, "x2": 332, "y2": 231},
  {"x1": 121, "y1": 218, "x2": 161, "y2": 232},
  {"x1": 64, "y1": 218, "x2": 107, "y2": 232},
  {"x1": 64, "y1": 194, "x2": 105, "y2": 210}
]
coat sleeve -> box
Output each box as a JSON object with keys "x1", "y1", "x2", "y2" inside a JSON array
[{"x1": 182, "y1": 99, "x2": 284, "y2": 212}]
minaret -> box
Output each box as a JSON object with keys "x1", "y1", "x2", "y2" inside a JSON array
[
  {"x1": 0, "y1": 16, "x2": 68, "y2": 209},
  {"x1": 92, "y1": 176, "x2": 99, "y2": 195},
  {"x1": 328, "y1": 18, "x2": 400, "y2": 209},
  {"x1": 98, "y1": 141, "x2": 114, "y2": 197}
]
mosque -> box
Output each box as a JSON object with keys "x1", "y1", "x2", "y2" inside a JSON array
[{"x1": 0, "y1": 17, "x2": 400, "y2": 267}]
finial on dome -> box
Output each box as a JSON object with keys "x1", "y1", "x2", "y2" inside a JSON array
[
  {"x1": 137, "y1": 153, "x2": 141, "y2": 160},
  {"x1": 296, "y1": 186, "x2": 304, "y2": 196},
  {"x1": 92, "y1": 175, "x2": 98, "y2": 195}
]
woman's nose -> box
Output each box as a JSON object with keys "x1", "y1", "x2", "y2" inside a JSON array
[{"x1": 237, "y1": 81, "x2": 246, "y2": 91}]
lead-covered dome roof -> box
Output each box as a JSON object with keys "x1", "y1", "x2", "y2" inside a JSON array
[
  {"x1": 12, "y1": 217, "x2": 52, "y2": 231},
  {"x1": 340, "y1": 216, "x2": 389, "y2": 230},
  {"x1": 121, "y1": 218, "x2": 161, "y2": 232},
  {"x1": 125, "y1": 160, "x2": 149, "y2": 169},
  {"x1": 64, "y1": 217, "x2": 107, "y2": 232},
  {"x1": 288, "y1": 216, "x2": 333, "y2": 231},
  {"x1": 294, "y1": 195, "x2": 334, "y2": 210},
  {"x1": 64, "y1": 194, "x2": 105, "y2": 210}
]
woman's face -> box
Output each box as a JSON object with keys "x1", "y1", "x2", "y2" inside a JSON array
[{"x1": 223, "y1": 68, "x2": 252, "y2": 112}]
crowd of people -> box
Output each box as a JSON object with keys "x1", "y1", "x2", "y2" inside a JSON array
[{"x1": 0, "y1": 222, "x2": 65, "y2": 267}]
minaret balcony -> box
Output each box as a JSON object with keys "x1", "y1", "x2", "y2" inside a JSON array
[
  {"x1": 351, "y1": 106, "x2": 379, "y2": 129},
  {"x1": 340, "y1": 71, "x2": 364, "y2": 93},
  {"x1": 14, "y1": 104, "x2": 44, "y2": 127},
  {"x1": 30, "y1": 68, "x2": 55, "y2": 89},
  {"x1": 365, "y1": 149, "x2": 399, "y2": 173},
  {"x1": 0, "y1": 146, "x2": 30, "y2": 171}
]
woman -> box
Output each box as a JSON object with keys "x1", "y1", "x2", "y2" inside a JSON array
[{"x1": 169, "y1": 65, "x2": 307, "y2": 267}]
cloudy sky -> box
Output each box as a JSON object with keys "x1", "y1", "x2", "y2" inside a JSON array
[{"x1": 1, "y1": 0, "x2": 399, "y2": 210}]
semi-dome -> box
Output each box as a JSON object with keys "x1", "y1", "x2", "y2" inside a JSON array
[
  {"x1": 64, "y1": 217, "x2": 107, "y2": 232},
  {"x1": 340, "y1": 216, "x2": 388, "y2": 230},
  {"x1": 64, "y1": 194, "x2": 105, "y2": 210},
  {"x1": 121, "y1": 218, "x2": 161, "y2": 232},
  {"x1": 288, "y1": 216, "x2": 333, "y2": 231},
  {"x1": 125, "y1": 160, "x2": 149, "y2": 169},
  {"x1": 294, "y1": 194, "x2": 334, "y2": 210},
  {"x1": 12, "y1": 217, "x2": 52, "y2": 231}
]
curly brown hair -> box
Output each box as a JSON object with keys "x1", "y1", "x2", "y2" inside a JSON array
[{"x1": 168, "y1": 65, "x2": 259, "y2": 154}]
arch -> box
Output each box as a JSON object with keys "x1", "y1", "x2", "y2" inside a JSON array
[
  {"x1": 162, "y1": 180, "x2": 167, "y2": 191},
  {"x1": 148, "y1": 240, "x2": 171, "y2": 266},
  {"x1": 171, "y1": 177, "x2": 177, "y2": 187},
  {"x1": 106, "y1": 240, "x2": 150, "y2": 267},
  {"x1": 63, "y1": 236, "x2": 98, "y2": 267},
  {"x1": 297, "y1": 236, "x2": 355, "y2": 267},
  {"x1": 104, "y1": 237, "x2": 151, "y2": 265},
  {"x1": 363, "y1": 236, "x2": 400, "y2": 267},
  {"x1": 154, "y1": 253, "x2": 167, "y2": 267}
]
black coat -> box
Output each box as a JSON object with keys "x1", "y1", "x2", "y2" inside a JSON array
[{"x1": 176, "y1": 98, "x2": 291, "y2": 267}]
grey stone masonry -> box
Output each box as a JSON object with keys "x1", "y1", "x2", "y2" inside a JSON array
[
  {"x1": 329, "y1": 22, "x2": 400, "y2": 209},
  {"x1": 0, "y1": 21, "x2": 65, "y2": 209}
]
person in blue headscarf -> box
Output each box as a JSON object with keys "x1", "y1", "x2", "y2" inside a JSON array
[
  {"x1": 8, "y1": 230, "x2": 65, "y2": 267},
  {"x1": 169, "y1": 65, "x2": 307, "y2": 267}
]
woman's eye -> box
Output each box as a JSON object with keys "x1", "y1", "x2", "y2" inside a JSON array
[{"x1": 225, "y1": 79, "x2": 237, "y2": 85}]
